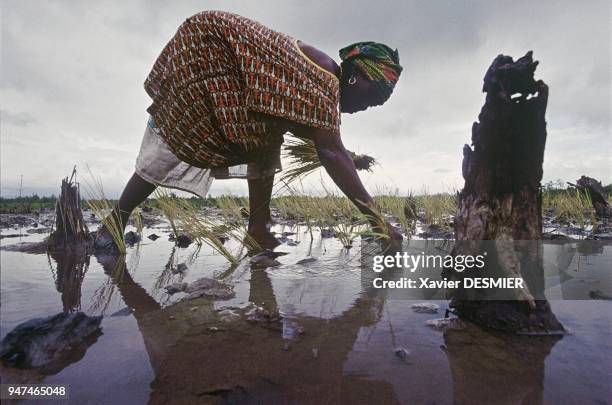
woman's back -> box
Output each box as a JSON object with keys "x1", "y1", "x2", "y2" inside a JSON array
[{"x1": 144, "y1": 10, "x2": 340, "y2": 168}]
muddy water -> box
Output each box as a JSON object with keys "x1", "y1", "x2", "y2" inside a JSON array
[{"x1": 1, "y1": 221, "x2": 611, "y2": 404}]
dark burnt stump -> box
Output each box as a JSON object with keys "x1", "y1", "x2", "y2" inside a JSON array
[
  {"x1": 44, "y1": 168, "x2": 92, "y2": 314},
  {"x1": 571, "y1": 175, "x2": 610, "y2": 218},
  {"x1": 47, "y1": 167, "x2": 92, "y2": 252},
  {"x1": 445, "y1": 52, "x2": 564, "y2": 333}
]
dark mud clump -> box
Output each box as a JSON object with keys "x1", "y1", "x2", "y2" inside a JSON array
[
  {"x1": 0, "y1": 241, "x2": 49, "y2": 254},
  {"x1": 0, "y1": 312, "x2": 102, "y2": 374},
  {"x1": 0, "y1": 214, "x2": 38, "y2": 229},
  {"x1": 124, "y1": 230, "x2": 141, "y2": 246},
  {"x1": 0, "y1": 233, "x2": 30, "y2": 240},
  {"x1": 169, "y1": 233, "x2": 192, "y2": 248},
  {"x1": 165, "y1": 277, "x2": 235, "y2": 300}
]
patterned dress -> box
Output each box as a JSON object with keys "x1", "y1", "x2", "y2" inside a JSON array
[{"x1": 144, "y1": 10, "x2": 341, "y2": 169}]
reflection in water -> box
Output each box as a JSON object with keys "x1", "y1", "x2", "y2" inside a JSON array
[
  {"x1": 444, "y1": 324, "x2": 560, "y2": 405},
  {"x1": 1, "y1": 235, "x2": 610, "y2": 403},
  {"x1": 249, "y1": 266, "x2": 278, "y2": 311},
  {"x1": 1, "y1": 248, "x2": 99, "y2": 382},
  {"x1": 0, "y1": 312, "x2": 102, "y2": 376},
  {"x1": 48, "y1": 250, "x2": 89, "y2": 313},
  {"x1": 96, "y1": 253, "x2": 400, "y2": 404},
  {"x1": 544, "y1": 241, "x2": 612, "y2": 301}
]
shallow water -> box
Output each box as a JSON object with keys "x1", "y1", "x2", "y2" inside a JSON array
[{"x1": 1, "y1": 221, "x2": 611, "y2": 404}]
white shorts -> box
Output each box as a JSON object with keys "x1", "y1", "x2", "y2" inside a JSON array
[{"x1": 135, "y1": 118, "x2": 281, "y2": 198}]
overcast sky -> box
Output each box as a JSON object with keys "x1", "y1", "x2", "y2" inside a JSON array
[{"x1": 1, "y1": 0, "x2": 610, "y2": 198}]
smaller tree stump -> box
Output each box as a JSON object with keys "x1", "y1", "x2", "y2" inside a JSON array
[
  {"x1": 570, "y1": 175, "x2": 610, "y2": 218},
  {"x1": 48, "y1": 167, "x2": 92, "y2": 251}
]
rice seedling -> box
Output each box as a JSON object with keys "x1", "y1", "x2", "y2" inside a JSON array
[
  {"x1": 273, "y1": 184, "x2": 321, "y2": 239},
  {"x1": 214, "y1": 194, "x2": 249, "y2": 213},
  {"x1": 549, "y1": 189, "x2": 597, "y2": 231},
  {"x1": 414, "y1": 188, "x2": 457, "y2": 229},
  {"x1": 281, "y1": 136, "x2": 376, "y2": 183},
  {"x1": 272, "y1": 181, "x2": 403, "y2": 247},
  {"x1": 358, "y1": 204, "x2": 400, "y2": 250},
  {"x1": 212, "y1": 194, "x2": 262, "y2": 251},
  {"x1": 133, "y1": 207, "x2": 143, "y2": 236},
  {"x1": 155, "y1": 191, "x2": 181, "y2": 238},
  {"x1": 214, "y1": 194, "x2": 249, "y2": 225},
  {"x1": 313, "y1": 184, "x2": 366, "y2": 249},
  {"x1": 373, "y1": 187, "x2": 417, "y2": 236},
  {"x1": 153, "y1": 246, "x2": 187, "y2": 293},
  {"x1": 154, "y1": 189, "x2": 263, "y2": 262},
  {"x1": 154, "y1": 189, "x2": 240, "y2": 262},
  {"x1": 272, "y1": 195, "x2": 299, "y2": 221},
  {"x1": 83, "y1": 170, "x2": 126, "y2": 253},
  {"x1": 296, "y1": 196, "x2": 319, "y2": 239},
  {"x1": 324, "y1": 202, "x2": 362, "y2": 248},
  {"x1": 89, "y1": 256, "x2": 126, "y2": 315}
]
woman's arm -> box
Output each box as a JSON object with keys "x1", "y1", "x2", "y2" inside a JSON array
[{"x1": 289, "y1": 124, "x2": 402, "y2": 241}]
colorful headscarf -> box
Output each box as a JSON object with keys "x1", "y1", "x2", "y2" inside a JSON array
[{"x1": 339, "y1": 42, "x2": 402, "y2": 101}]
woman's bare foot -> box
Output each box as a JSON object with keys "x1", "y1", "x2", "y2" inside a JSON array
[{"x1": 248, "y1": 229, "x2": 281, "y2": 249}]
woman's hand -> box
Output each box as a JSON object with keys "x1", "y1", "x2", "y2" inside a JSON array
[{"x1": 289, "y1": 124, "x2": 403, "y2": 245}]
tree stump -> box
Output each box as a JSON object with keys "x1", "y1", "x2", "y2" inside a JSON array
[
  {"x1": 571, "y1": 175, "x2": 610, "y2": 218},
  {"x1": 47, "y1": 167, "x2": 92, "y2": 251},
  {"x1": 445, "y1": 52, "x2": 564, "y2": 333}
]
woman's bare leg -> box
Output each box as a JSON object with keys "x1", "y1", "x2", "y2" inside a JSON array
[
  {"x1": 94, "y1": 172, "x2": 156, "y2": 249},
  {"x1": 115, "y1": 172, "x2": 157, "y2": 228},
  {"x1": 247, "y1": 175, "x2": 279, "y2": 248}
]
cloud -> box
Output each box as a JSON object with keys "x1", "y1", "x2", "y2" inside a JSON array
[
  {"x1": 1, "y1": 0, "x2": 610, "y2": 197},
  {"x1": 1, "y1": 110, "x2": 36, "y2": 127}
]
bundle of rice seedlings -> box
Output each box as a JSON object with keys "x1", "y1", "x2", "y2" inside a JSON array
[
  {"x1": 351, "y1": 153, "x2": 377, "y2": 171},
  {"x1": 155, "y1": 191, "x2": 181, "y2": 237},
  {"x1": 83, "y1": 170, "x2": 126, "y2": 253},
  {"x1": 357, "y1": 198, "x2": 397, "y2": 244},
  {"x1": 281, "y1": 136, "x2": 376, "y2": 183},
  {"x1": 154, "y1": 190, "x2": 262, "y2": 263}
]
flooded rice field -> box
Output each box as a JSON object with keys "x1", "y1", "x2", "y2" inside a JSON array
[{"x1": 1, "y1": 211, "x2": 611, "y2": 404}]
